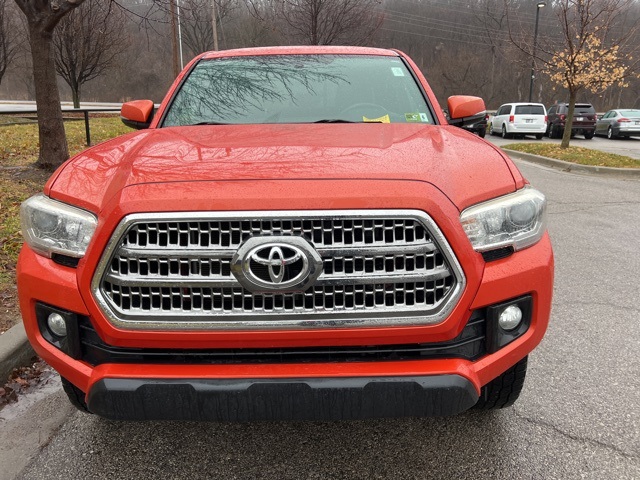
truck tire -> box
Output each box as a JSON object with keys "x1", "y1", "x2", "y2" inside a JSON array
[
  {"x1": 474, "y1": 356, "x2": 528, "y2": 410},
  {"x1": 61, "y1": 376, "x2": 91, "y2": 413}
]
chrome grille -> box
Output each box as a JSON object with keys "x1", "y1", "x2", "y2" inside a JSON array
[
  {"x1": 122, "y1": 218, "x2": 430, "y2": 249},
  {"x1": 92, "y1": 211, "x2": 465, "y2": 330}
]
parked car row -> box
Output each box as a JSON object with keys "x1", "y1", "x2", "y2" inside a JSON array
[{"x1": 485, "y1": 102, "x2": 640, "y2": 141}]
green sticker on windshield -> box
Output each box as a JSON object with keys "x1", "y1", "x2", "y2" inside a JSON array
[{"x1": 405, "y1": 113, "x2": 421, "y2": 122}]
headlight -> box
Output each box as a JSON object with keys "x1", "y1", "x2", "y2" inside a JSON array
[
  {"x1": 20, "y1": 194, "x2": 97, "y2": 258},
  {"x1": 460, "y1": 187, "x2": 546, "y2": 252}
]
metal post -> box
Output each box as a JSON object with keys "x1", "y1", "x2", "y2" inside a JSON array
[
  {"x1": 528, "y1": 2, "x2": 546, "y2": 103},
  {"x1": 169, "y1": 0, "x2": 180, "y2": 77},
  {"x1": 84, "y1": 111, "x2": 91, "y2": 146},
  {"x1": 176, "y1": 0, "x2": 184, "y2": 69}
]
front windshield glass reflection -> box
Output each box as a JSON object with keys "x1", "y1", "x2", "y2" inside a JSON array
[{"x1": 162, "y1": 55, "x2": 433, "y2": 126}]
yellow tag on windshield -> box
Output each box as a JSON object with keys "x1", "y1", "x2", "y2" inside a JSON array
[{"x1": 363, "y1": 114, "x2": 390, "y2": 123}]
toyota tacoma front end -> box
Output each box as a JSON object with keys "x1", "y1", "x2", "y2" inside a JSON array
[{"x1": 17, "y1": 46, "x2": 553, "y2": 421}]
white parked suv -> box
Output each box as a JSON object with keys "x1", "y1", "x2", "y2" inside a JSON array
[{"x1": 490, "y1": 103, "x2": 547, "y2": 139}]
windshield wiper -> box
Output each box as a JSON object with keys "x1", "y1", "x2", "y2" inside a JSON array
[
  {"x1": 313, "y1": 119, "x2": 381, "y2": 123},
  {"x1": 189, "y1": 120, "x2": 382, "y2": 125}
]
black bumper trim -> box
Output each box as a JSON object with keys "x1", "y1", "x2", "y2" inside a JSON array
[
  {"x1": 87, "y1": 375, "x2": 479, "y2": 421},
  {"x1": 77, "y1": 312, "x2": 487, "y2": 366}
]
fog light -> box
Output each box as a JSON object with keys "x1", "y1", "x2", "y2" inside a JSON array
[
  {"x1": 498, "y1": 305, "x2": 523, "y2": 331},
  {"x1": 47, "y1": 313, "x2": 68, "y2": 337}
]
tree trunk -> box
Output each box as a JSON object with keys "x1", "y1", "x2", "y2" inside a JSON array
[
  {"x1": 561, "y1": 90, "x2": 576, "y2": 149},
  {"x1": 28, "y1": 24, "x2": 69, "y2": 169},
  {"x1": 616, "y1": 87, "x2": 622, "y2": 109},
  {"x1": 72, "y1": 83, "x2": 80, "y2": 108}
]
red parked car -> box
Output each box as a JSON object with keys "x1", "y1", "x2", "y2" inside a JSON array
[{"x1": 18, "y1": 46, "x2": 553, "y2": 421}]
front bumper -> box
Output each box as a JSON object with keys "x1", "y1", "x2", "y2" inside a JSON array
[{"x1": 88, "y1": 375, "x2": 478, "y2": 421}]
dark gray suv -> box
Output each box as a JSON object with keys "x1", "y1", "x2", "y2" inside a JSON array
[{"x1": 546, "y1": 103, "x2": 596, "y2": 139}]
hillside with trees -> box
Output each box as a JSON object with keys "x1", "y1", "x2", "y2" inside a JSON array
[{"x1": 1, "y1": 0, "x2": 638, "y2": 123}]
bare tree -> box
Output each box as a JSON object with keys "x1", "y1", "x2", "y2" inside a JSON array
[
  {"x1": 53, "y1": 0, "x2": 128, "y2": 108},
  {"x1": 505, "y1": 0, "x2": 639, "y2": 148},
  {"x1": 539, "y1": 0, "x2": 639, "y2": 148},
  {"x1": 13, "y1": 0, "x2": 169, "y2": 170},
  {"x1": 180, "y1": 0, "x2": 234, "y2": 56},
  {"x1": 13, "y1": 0, "x2": 88, "y2": 169},
  {"x1": 0, "y1": 0, "x2": 18, "y2": 85},
  {"x1": 248, "y1": 0, "x2": 383, "y2": 46}
]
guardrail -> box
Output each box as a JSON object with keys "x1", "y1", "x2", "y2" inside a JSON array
[{"x1": 0, "y1": 106, "x2": 122, "y2": 146}]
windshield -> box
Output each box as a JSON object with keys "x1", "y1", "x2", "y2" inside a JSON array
[
  {"x1": 162, "y1": 55, "x2": 434, "y2": 126},
  {"x1": 619, "y1": 110, "x2": 640, "y2": 118}
]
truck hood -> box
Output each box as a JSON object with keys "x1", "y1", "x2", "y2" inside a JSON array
[{"x1": 47, "y1": 123, "x2": 521, "y2": 213}]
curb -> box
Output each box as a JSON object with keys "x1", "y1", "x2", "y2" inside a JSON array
[
  {"x1": 502, "y1": 148, "x2": 640, "y2": 178},
  {"x1": 0, "y1": 322, "x2": 35, "y2": 383}
]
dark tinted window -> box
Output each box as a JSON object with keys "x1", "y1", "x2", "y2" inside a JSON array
[
  {"x1": 163, "y1": 55, "x2": 433, "y2": 125},
  {"x1": 547, "y1": 106, "x2": 556, "y2": 115},
  {"x1": 515, "y1": 105, "x2": 545, "y2": 115},
  {"x1": 575, "y1": 104, "x2": 595, "y2": 114}
]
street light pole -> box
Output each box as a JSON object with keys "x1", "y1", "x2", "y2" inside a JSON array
[
  {"x1": 176, "y1": 0, "x2": 184, "y2": 70},
  {"x1": 169, "y1": 0, "x2": 180, "y2": 78},
  {"x1": 528, "y1": 2, "x2": 546, "y2": 103},
  {"x1": 212, "y1": 0, "x2": 219, "y2": 51}
]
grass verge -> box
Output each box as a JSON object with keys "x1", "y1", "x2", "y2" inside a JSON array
[
  {"x1": 503, "y1": 143, "x2": 640, "y2": 169},
  {"x1": 0, "y1": 116, "x2": 131, "y2": 332}
]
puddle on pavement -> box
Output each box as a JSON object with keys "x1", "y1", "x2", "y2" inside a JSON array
[{"x1": 0, "y1": 365, "x2": 60, "y2": 421}]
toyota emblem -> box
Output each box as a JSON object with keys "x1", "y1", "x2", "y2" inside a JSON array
[{"x1": 231, "y1": 236, "x2": 323, "y2": 293}]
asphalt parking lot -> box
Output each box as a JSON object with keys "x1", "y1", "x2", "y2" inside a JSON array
[{"x1": 485, "y1": 130, "x2": 640, "y2": 160}]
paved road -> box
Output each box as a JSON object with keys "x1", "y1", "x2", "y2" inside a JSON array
[
  {"x1": 0, "y1": 101, "x2": 122, "y2": 112},
  {"x1": 484, "y1": 130, "x2": 640, "y2": 160},
  {"x1": 2, "y1": 161, "x2": 639, "y2": 480}
]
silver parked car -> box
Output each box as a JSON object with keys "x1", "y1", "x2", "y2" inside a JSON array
[{"x1": 595, "y1": 109, "x2": 640, "y2": 139}]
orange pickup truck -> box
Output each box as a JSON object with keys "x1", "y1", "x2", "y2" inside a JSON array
[{"x1": 18, "y1": 46, "x2": 553, "y2": 421}]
